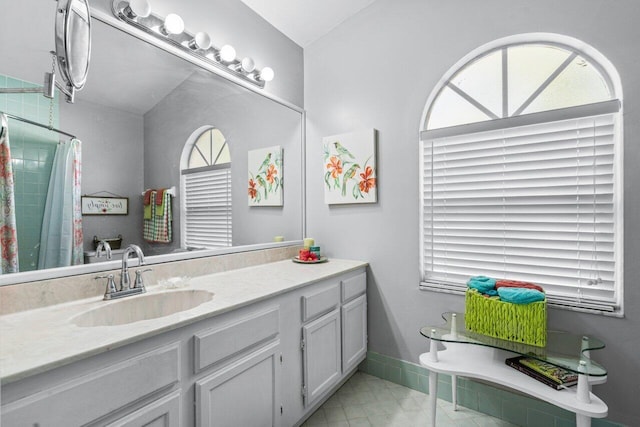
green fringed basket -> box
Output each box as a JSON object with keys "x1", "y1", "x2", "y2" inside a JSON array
[{"x1": 465, "y1": 289, "x2": 547, "y2": 347}]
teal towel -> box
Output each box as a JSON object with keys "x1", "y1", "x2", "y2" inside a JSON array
[
  {"x1": 497, "y1": 287, "x2": 545, "y2": 304},
  {"x1": 467, "y1": 276, "x2": 497, "y2": 295}
]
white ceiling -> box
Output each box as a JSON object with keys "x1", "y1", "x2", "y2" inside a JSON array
[{"x1": 240, "y1": 0, "x2": 377, "y2": 47}]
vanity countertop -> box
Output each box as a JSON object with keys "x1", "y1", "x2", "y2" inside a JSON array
[{"x1": 0, "y1": 258, "x2": 367, "y2": 384}]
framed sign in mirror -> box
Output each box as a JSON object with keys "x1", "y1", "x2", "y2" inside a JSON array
[{"x1": 81, "y1": 196, "x2": 129, "y2": 215}]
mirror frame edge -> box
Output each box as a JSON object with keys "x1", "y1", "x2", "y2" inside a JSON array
[{"x1": 0, "y1": 8, "x2": 307, "y2": 287}]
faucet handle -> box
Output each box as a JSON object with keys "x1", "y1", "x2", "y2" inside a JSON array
[
  {"x1": 95, "y1": 274, "x2": 117, "y2": 299},
  {"x1": 133, "y1": 268, "x2": 152, "y2": 291}
]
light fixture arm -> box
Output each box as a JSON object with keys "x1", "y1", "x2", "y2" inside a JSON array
[{"x1": 111, "y1": 1, "x2": 273, "y2": 88}]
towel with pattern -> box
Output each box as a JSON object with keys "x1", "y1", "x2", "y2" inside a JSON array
[{"x1": 143, "y1": 190, "x2": 172, "y2": 243}]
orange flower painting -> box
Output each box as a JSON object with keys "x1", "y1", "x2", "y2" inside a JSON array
[
  {"x1": 248, "y1": 178, "x2": 257, "y2": 199},
  {"x1": 266, "y1": 164, "x2": 278, "y2": 184},
  {"x1": 359, "y1": 166, "x2": 376, "y2": 193},
  {"x1": 322, "y1": 129, "x2": 377, "y2": 204},
  {"x1": 248, "y1": 146, "x2": 283, "y2": 206},
  {"x1": 326, "y1": 156, "x2": 343, "y2": 178}
]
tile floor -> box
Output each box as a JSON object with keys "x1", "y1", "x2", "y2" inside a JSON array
[{"x1": 302, "y1": 372, "x2": 517, "y2": 427}]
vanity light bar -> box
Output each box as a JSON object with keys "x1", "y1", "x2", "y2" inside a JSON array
[{"x1": 111, "y1": 0, "x2": 274, "y2": 88}]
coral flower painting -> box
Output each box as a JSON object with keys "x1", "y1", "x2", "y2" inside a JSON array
[
  {"x1": 323, "y1": 129, "x2": 377, "y2": 204},
  {"x1": 248, "y1": 146, "x2": 283, "y2": 206}
]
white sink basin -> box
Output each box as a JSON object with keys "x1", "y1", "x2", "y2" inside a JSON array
[{"x1": 72, "y1": 290, "x2": 214, "y2": 327}]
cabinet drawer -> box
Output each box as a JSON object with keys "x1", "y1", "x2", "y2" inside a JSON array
[
  {"x1": 341, "y1": 271, "x2": 366, "y2": 303},
  {"x1": 106, "y1": 390, "x2": 181, "y2": 427},
  {"x1": 194, "y1": 306, "x2": 279, "y2": 372},
  {"x1": 2, "y1": 343, "x2": 180, "y2": 427},
  {"x1": 301, "y1": 282, "x2": 340, "y2": 323}
]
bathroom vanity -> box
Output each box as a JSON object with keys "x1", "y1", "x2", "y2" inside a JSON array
[{"x1": 0, "y1": 259, "x2": 367, "y2": 426}]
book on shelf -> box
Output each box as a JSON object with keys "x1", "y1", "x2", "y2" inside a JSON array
[{"x1": 505, "y1": 356, "x2": 579, "y2": 390}]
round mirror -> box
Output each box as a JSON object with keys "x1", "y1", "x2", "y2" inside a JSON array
[{"x1": 55, "y1": 0, "x2": 91, "y2": 90}]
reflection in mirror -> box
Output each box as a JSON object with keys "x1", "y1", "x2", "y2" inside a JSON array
[{"x1": 0, "y1": 4, "x2": 304, "y2": 285}]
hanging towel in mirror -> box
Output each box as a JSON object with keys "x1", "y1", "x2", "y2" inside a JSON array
[
  {"x1": 143, "y1": 190, "x2": 172, "y2": 243},
  {"x1": 155, "y1": 188, "x2": 166, "y2": 216},
  {"x1": 143, "y1": 189, "x2": 153, "y2": 219}
]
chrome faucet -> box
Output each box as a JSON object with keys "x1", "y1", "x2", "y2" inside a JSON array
[
  {"x1": 95, "y1": 240, "x2": 112, "y2": 260},
  {"x1": 97, "y1": 244, "x2": 151, "y2": 300},
  {"x1": 120, "y1": 244, "x2": 145, "y2": 291}
]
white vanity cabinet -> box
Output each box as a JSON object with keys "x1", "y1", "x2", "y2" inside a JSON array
[
  {"x1": 300, "y1": 270, "x2": 368, "y2": 410},
  {"x1": 340, "y1": 272, "x2": 367, "y2": 374},
  {"x1": 192, "y1": 307, "x2": 282, "y2": 426},
  {"x1": 0, "y1": 263, "x2": 367, "y2": 427},
  {"x1": 302, "y1": 309, "x2": 342, "y2": 407}
]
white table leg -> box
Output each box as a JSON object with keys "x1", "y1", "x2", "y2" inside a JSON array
[
  {"x1": 575, "y1": 360, "x2": 591, "y2": 427},
  {"x1": 576, "y1": 414, "x2": 591, "y2": 427},
  {"x1": 451, "y1": 374, "x2": 458, "y2": 411},
  {"x1": 429, "y1": 370, "x2": 438, "y2": 427},
  {"x1": 427, "y1": 329, "x2": 439, "y2": 427},
  {"x1": 449, "y1": 314, "x2": 458, "y2": 411}
]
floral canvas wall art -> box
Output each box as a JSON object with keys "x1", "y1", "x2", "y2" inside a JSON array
[
  {"x1": 248, "y1": 146, "x2": 283, "y2": 206},
  {"x1": 323, "y1": 129, "x2": 377, "y2": 204}
]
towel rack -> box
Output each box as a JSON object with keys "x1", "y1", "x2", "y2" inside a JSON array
[{"x1": 141, "y1": 186, "x2": 176, "y2": 196}]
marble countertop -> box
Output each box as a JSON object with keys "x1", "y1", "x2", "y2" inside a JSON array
[{"x1": 0, "y1": 258, "x2": 367, "y2": 384}]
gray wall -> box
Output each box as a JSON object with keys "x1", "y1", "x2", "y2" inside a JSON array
[
  {"x1": 144, "y1": 72, "x2": 303, "y2": 253},
  {"x1": 60, "y1": 99, "x2": 144, "y2": 251},
  {"x1": 91, "y1": 0, "x2": 304, "y2": 107},
  {"x1": 304, "y1": 0, "x2": 640, "y2": 425}
]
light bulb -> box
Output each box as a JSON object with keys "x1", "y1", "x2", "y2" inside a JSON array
[
  {"x1": 259, "y1": 67, "x2": 274, "y2": 82},
  {"x1": 160, "y1": 13, "x2": 184, "y2": 35},
  {"x1": 123, "y1": 0, "x2": 151, "y2": 18},
  {"x1": 240, "y1": 57, "x2": 255, "y2": 73},
  {"x1": 219, "y1": 45, "x2": 236, "y2": 63},
  {"x1": 189, "y1": 32, "x2": 212, "y2": 50}
]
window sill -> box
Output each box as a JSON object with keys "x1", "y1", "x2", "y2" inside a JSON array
[{"x1": 418, "y1": 282, "x2": 624, "y2": 318}]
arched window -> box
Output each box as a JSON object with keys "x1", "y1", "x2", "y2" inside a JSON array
[
  {"x1": 180, "y1": 127, "x2": 232, "y2": 249},
  {"x1": 420, "y1": 35, "x2": 623, "y2": 314}
]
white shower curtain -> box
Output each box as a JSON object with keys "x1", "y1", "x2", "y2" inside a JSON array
[
  {"x1": 38, "y1": 138, "x2": 83, "y2": 269},
  {"x1": 0, "y1": 113, "x2": 19, "y2": 274}
]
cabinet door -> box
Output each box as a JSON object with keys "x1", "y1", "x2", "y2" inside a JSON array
[
  {"x1": 342, "y1": 294, "x2": 367, "y2": 373},
  {"x1": 302, "y1": 309, "x2": 341, "y2": 407},
  {"x1": 196, "y1": 341, "x2": 281, "y2": 427},
  {"x1": 106, "y1": 391, "x2": 181, "y2": 427}
]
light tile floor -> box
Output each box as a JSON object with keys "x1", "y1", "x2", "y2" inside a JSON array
[{"x1": 302, "y1": 372, "x2": 518, "y2": 427}]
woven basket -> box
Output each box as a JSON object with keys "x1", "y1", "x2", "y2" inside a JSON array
[{"x1": 465, "y1": 289, "x2": 547, "y2": 347}]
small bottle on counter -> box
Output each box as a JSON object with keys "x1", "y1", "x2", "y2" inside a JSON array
[{"x1": 310, "y1": 246, "x2": 321, "y2": 259}]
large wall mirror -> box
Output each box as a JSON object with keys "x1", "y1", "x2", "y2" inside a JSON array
[{"x1": 0, "y1": 1, "x2": 304, "y2": 285}]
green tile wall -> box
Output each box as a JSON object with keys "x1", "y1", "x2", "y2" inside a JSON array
[
  {"x1": 0, "y1": 74, "x2": 59, "y2": 271},
  {"x1": 359, "y1": 351, "x2": 625, "y2": 427}
]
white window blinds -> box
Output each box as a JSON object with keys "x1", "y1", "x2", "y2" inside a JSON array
[
  {"x1": 183, "y1": 167, "x2": 232, "y2": 249},
  {"x1": 420, "y1": 113, "x2": 620, "y2": 312}
]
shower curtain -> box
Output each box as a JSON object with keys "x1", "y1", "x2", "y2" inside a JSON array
[
  {"x1": 0, "y1": 113, "x2": 19, "y2": 274},
  {"x1": 38, "y1": 138, "x2": 83, "y2": 269}
]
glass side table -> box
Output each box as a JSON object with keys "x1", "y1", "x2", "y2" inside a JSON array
[{"x1": 419, "y1": 312, "x2": 608, "y2": 427}]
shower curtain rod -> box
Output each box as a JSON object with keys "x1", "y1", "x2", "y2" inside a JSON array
[{"x1": 0, "y1": 111, "x2": 77, "y2": 139}]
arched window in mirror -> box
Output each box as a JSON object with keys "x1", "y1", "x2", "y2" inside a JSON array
[{"x1": 180, "y1": 127, "x2": 232, "y2": 249}]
